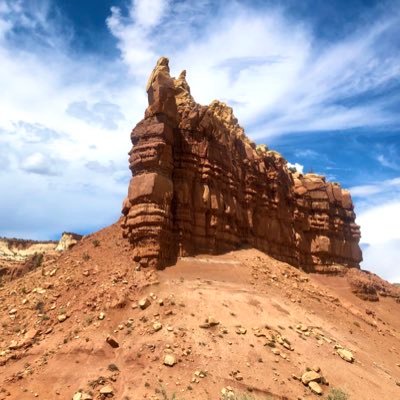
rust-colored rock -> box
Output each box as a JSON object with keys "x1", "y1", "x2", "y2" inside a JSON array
[{"x1": 121, "y1": 57, "x2": 362, "y2": 270}]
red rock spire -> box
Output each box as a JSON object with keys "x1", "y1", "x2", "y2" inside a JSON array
[{"x1": 121, "y1": 58, "x2": 362, "y2": 270}]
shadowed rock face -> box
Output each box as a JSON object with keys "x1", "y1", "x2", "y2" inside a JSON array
[{"x1": 121, "y1": 57, "x2": 362, "y2": 270}]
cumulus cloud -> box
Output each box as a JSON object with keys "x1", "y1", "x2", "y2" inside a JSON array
[
  {"x1": 20, "y1": 152, "x2": 59, "y2": 176},
  {"x1": 357, "y1": 200, "x2": 400, "y2": 282},
  {"x1": 66, "y1": 100, "x2": 125, "y2": 130},
  {"x1": 362, "y1": 240, "x2": 400, "y2": 283},
  {"x1": 287, "y1": 162, "x2": 304, "y2": 174},
  {"x1": 12, "y1": 121, "x2": 62, "y2": 143}
]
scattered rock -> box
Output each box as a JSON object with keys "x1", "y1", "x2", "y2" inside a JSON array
[
  {"x1": 153, "y1": 322, "x2": 162, "y2": 332},
  {"x1": 99, "y1": 385, "x2": 114, "y2": 395},
  {"x1": 138, "y1": 297, "x2": 151, "y2": 310},
  {"x1": 309, "y1": 381, "x2": 323, "y2": 395},
  {"x1": 57, "y1": 314, "x2": 68, "y2": 323},
  {"x1": 106, "y1": 336, "x2": 119, "y2": 348},
  {"x1": 199, "y1": 316, "x2": 219, "y2": 328},
  {"x1": 301, "y1": 370, "x2": 321, "y2": 385},
  {"x1": 337, "y1": 348, "x2": 354, "y2": 363},
  {"x1": 164, "y1": 354, "x2": 176, "y2": 366},
  {"x1": 236, "y1": 326, "x2": 247, "y2": 335}
]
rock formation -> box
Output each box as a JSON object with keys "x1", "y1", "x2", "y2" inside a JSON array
[
  {"x1": 55, "y1": 232, "x2": 83, "y2": 252},
  {"x1": 0, "y1": 233, "x2": 82, "y2": 282},
  {"x1": 121, "y1": 57, "x2": 362, "y2": 270}
]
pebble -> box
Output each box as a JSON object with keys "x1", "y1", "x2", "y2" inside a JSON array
[
  {"x1": 337, "y1": 348, "x2": 354, "y2": 363},
  {"x1": 153, "y1": 322, "x2": 162, "y2": 332},
  {"x1": 138, "y1": 297, "x2": 151, "y2": 310},
  {"x1": 106, "y1": 335, "x2": 119, "y2": 348},
  {"x1": 164, "y1": 354, "x2": 176, "y2": 366},
  {"x1": 309, "y1": 381, "x2": 323, "y2": 395},
  {"x1": 57, "y1": 314, "x2": 67, "y2": 323},
  {"x1": 301, "y1": 371, "x2": 321, "y2": 385},
  {"x1": 100, "y1": 385, "x2": 114, "y2": 395}
]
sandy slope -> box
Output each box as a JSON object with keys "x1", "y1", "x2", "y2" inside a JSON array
[{"x1": 0, "y1": 222, "x2": 399, "y2": 400}]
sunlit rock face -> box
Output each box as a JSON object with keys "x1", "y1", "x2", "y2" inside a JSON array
[{"x1": 121, "y1": 57, "x2": 362, "y2": 270}]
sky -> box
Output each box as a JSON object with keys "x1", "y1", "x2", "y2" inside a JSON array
[{"x1": 0, "y1": 0, "x2": 399, "y2": 281}]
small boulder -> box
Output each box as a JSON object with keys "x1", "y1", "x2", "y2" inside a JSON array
[
  {"x1": 337, "y1": 348, "x2": 354, "y2": 363},
  {"x1": 301, "y1": 370, "x2": 321, "y2": 385},
  {"x1": 57, "y1": 314, "x2": 68, "y2": 323},
  {"x1": 153, "y1": 322, "x2": 162, "y2": 332},
  {"x1": 106, "y1": 335, "x2": 119, "y2": 348},
  {"x1": 309, "y1": 381, "x2": 323, "y2": 395},
  {"x1": 99, "y1": 385, "x2": 113, "y2": 395},
  {"x1": 138, "y1": 297, "x2": 151, "y2": 310},
  {"x1": 164, "y1": 354, "x2": 176, "y2": 366}
]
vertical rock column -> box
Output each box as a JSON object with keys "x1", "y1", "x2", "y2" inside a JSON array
[{"x1": 121, "y1": 58, "x2": 178, "y2": 268}]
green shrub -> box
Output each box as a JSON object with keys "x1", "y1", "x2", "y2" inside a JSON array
[{"x1": 32, "y1": 253, "x2": 43, "y2": 269}]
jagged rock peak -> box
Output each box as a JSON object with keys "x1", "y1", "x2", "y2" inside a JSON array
[{"x1": 121, "y1": 57, "x2": 362, "y2": 270}]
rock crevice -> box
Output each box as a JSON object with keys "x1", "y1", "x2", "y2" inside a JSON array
[{"x1": 121, "y1": 57, "x2": 362, "y2": 270}]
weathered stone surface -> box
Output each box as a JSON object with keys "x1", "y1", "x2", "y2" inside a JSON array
[
  {"x1": 106, "y1": 335, "x2": 119, "y2": 348},
  {"x1": 55, "y1": 232, "x2": 82, "y2": 251},
  {"x1": 121, "y1": 57, "x2": 362, "y2": 271},
  {"x1": 309, "y1": 381, "x2": 323, "y2": 395},
  {"x1": 301, "y1": 370, "x2": 321, "y2": 385},
  {"x1": 163, "y1": 354, "x2": 176, "y2": 366},
  {"x1": 337, "y1": 348, "x2": 354, "y2": 363}
]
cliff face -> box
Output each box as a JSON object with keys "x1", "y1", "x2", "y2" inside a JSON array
[{"x1": 121, "y1": 57, "x2": 362, "y2": 270}]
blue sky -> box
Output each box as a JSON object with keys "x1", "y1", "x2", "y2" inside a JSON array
[{"x1": 0, "y1": 0, "x2": 399, "y2": 281}]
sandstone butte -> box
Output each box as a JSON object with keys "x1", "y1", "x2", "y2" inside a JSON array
[
  {"x1": 121, "y1": 57, "x2": 362, "y2": 271},
  {"x1": 1, "y1": 61, "x2": 400, "y2": 399}
]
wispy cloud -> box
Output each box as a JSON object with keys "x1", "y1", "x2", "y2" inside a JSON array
[
  {"x1": 350, "y1": 177, "x2": 400, "y2": 197},
  {"x1": 66, "y1": 100, "x2": 125, "y2": 130},
  {"x1": 108, "y1": 0, "x2": 400, "y2": 138}
]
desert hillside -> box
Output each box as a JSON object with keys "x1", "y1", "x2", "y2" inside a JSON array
[{"x1": 0, "y1": 223, "x2": 400, "y2": 400}]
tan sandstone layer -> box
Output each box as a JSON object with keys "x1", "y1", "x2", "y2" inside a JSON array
[
  {"x1": 121, "y1": 57, "x2": 362, "y2": 270},
  {"x1": 0, "y1": 233, "x2": 82, "y2": 282}
]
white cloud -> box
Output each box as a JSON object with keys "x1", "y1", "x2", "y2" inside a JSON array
[
  {"x1": 131, "y1": 0, "x2": 170, "y2": 28},
  {"x1": 376, "y1": 154, "x2": 400, "y2": 171},
  {"x1": 362, "y1": 240, "x2": 400, "y2": 283},
  {"x1": 287, "y1": 162, "x2": 304, "y2": 174},
  {"x1": 350, "y1": 177, "x2": 400, "y2": 198},
  {"x1": 357, "y1": 199, "x2": 400, "y2": 282},
  {"x1": 358, "y1": 200, "x2": 400, "y2": 245},
  {"x1": 20, "y1": 152, "x2": 59, "y2": 175}
]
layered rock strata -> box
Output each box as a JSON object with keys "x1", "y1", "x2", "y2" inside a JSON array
[{"x1": 121, "y1": 57, "x2": 362, "y2": 270}]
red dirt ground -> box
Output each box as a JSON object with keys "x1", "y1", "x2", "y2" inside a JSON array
[{"x1": 1, "y1": 222, "x2": 399, "y2": 400}]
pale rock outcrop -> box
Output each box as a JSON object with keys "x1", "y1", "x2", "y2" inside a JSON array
[{"x1": 55, "y1": 232, "x2": 83, "y2": 251}]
